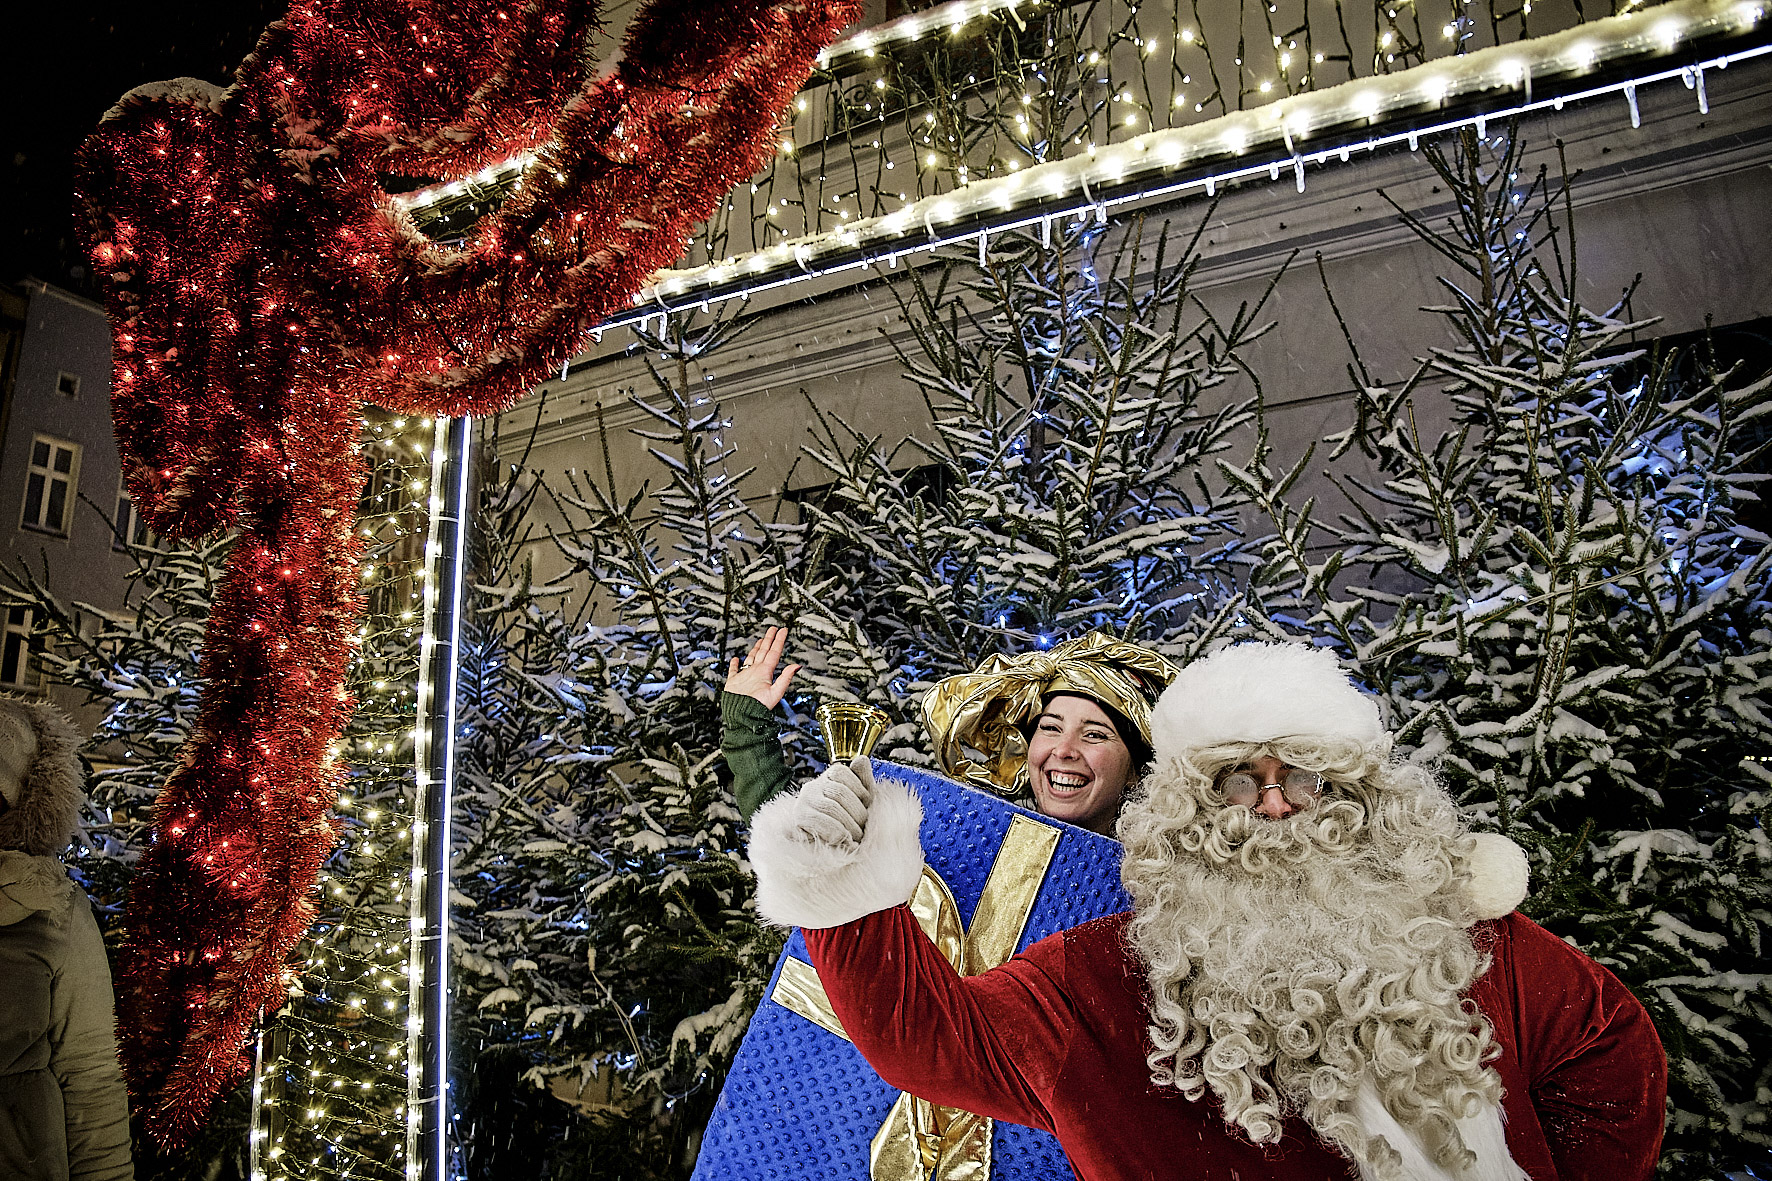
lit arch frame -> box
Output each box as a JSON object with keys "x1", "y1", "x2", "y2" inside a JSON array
[
  {"x1": 393, "y1": 0, "x2": 1770, "y2": 1176},
  {"x1": 406, "y1": 416, "x2": 474, "y2": 1180}
]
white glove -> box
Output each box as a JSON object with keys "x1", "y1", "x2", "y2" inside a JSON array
[
  {"x1": 793, "y1": 757, "x2": 875, "y2": 847},
  {"x1": 749, "y1": 756, "x2": 923, "y2": 929}
]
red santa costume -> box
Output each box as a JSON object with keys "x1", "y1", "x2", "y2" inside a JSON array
[{"x1": 748, "y1": 643, "x2": 1666, "y2": 1181}]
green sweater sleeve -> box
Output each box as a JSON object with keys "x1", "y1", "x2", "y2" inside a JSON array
[{"x1": 721, "y1": 692, "x2": 796, "y2": 821}]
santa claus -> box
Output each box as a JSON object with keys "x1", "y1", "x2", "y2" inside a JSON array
[{"x1": 747, "y1": 642, "x2": 1666, "y2": 1180}]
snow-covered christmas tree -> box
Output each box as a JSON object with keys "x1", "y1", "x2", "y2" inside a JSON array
[
  {"x1": 439, "y1": 208, "x2": 1282, "y2": 1175},
  {"x1": 443, "y1": 342, "x2": 793, "y2": 1177},
  {"x1": 781, "y1": 212, "x2": 1268, "y2": 771}
]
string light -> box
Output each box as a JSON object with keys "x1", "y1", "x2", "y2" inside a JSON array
[
  {"x1": 405, "y1": 0, "x2": 1762, "y2": 322},
  {"x1": 249, "y1": 414, "x2": 430, "y2": 1181},
  {"x1": 447, "y1": 0, "x2": 1666, "y2": 250},
  {"x1": 598, "y1": 0, "x2": 1765, "y2": 333}
]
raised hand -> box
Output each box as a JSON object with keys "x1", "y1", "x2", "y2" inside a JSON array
[{"x1": 726, "y1": 626, "x2": 802, "y2": 709}]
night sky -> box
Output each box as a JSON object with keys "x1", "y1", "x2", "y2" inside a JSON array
[{"x1": 1, "y1": 2, "x2": 286, "y2": 294}]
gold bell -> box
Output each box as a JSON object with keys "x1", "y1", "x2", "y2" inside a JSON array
[{"x1": 816, "y1": 702, "x2": 892, "y2": 764}]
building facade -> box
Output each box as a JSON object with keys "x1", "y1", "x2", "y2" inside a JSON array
[
  {"x1": 487, "y1": 45, "x2": 1772, "y2": 576},
  {"x1": 0, "y1": 278, "x2": 136, "y2": 715}
]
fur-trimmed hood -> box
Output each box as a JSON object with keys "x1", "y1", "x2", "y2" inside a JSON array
[{"x1": 0, "y1": 695, "x2": 86, "y2": 858}]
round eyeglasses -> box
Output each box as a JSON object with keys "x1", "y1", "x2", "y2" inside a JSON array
[{"x1": 1214, "y1": 767, "x2": 1325, "y2": 808}]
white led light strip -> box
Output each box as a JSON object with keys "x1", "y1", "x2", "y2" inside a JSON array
[
  {"x1": 406, "y1": 417, "x2": 474, "y2": 1181},
  {"x1": 248, "y1": 1031, "x2": 268, "y2": 1180},
  {"x1": 603, "y1": 0, "x2": 1766, "y2": 334},
  {"x1": 816, "y1": 0, "x2": 1041, "y2": 72}
]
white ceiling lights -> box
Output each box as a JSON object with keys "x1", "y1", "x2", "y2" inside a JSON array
[{"x1": 607, "y1": 0, "x2": 1766, "y2": 334}]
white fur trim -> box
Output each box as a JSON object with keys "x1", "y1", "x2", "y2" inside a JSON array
[
  {"x1": 1151, "y1": 643, "x2": 1383, "y2": 759},
  {"x1": 748, "y1": 767, "x2": 925, "y2": 930},
  {"x1": 1351, "y1": 1081, "x2": 1529, "y2": 1181},
  {"x1": 1465, "y1": 833, "x2": 1530, "y2": 920}
]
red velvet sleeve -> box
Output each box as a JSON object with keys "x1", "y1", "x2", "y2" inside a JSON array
[
  {"x1": 1480, "y1": 913, "x2": 1668, "y2": 1181},
  {"x1": 802, "y1": 905, "x2": 1075, "y2": 1133}
]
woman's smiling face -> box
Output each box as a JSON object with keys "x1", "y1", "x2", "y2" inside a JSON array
[{"x1": 1027, "y1": 694, "x2": 1134, "y2": 835}]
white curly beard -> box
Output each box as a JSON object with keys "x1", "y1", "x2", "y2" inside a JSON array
[{"x1": 1118, "y1": 749, "x2": 1528, "y2": 1181}]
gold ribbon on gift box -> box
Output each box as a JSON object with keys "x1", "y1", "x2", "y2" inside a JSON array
[{"x1": 770, "y1": 812, "x2": 1061, "y2": 1181}]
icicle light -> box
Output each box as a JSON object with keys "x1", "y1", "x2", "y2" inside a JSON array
[{"x1": 596, "y1": 0, "x2": 1767, "y2": 332}]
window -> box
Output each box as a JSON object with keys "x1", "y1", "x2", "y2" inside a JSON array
[
  {"x1": 22, "y1": 436, "x2": 80, "y2": 536},
  {"x1": 0, "y1": 606, "x2": 36, "y2": 689},
  {"x1": 56, "y1": 371, "x2": 80, "y2": 399},
  {"x1": 113, "y1": 475, "x2": 158, "y2": 551}
]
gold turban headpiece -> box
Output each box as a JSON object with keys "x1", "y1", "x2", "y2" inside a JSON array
[{"x1": 921, "y1": 631, "x2": 1180, "y2": 800}]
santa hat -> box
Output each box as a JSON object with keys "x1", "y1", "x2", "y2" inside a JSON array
[{"x1": 1151, "y1": 641, "x2": 1383, "y2": 760}]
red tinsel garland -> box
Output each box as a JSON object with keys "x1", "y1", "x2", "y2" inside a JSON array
[{"x1": 74, "y1": 0, "x2": 860, "y2": 1144}]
